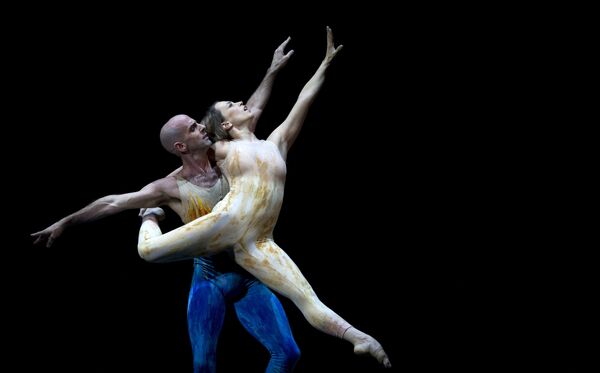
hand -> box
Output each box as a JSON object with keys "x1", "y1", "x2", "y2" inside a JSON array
[
  {"x1": 324, "y1": 26, "x2": 343, "y2": 65},
  {"x1": 31, "y1": 222, "x2": 65, "y2": 248},
  {"x1": 139, "y1": 207, "x2": 166, "y2": 221},
  {"x1": 269, "y1": 37, "x2": 294, "y2": 73}
]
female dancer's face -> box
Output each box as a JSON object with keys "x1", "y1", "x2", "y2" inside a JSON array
[{"x1": 214, "y1": 100, "x2": 253, "y2": 126}]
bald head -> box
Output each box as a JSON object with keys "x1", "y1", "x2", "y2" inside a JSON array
[{"x1": 160, "y1": 114, "x2": 189, "y2": 156}]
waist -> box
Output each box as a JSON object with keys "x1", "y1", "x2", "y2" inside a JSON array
[{"x1": 193, "y1": 252, "x2": 242, "y2": 278}]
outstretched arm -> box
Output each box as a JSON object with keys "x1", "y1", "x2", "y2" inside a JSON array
[
  {"x1": 31, "y1": 178, "x2": 173, "y2": 248},
  {"x1": 267, "y1": 27, "x2": 342, "y2": 160},
  {"x1": 165, "y1": 166, "x2": 182, "y2": 177},
  {"x1": 246, "y1": 37, "x2": 294, "y2": 132}
]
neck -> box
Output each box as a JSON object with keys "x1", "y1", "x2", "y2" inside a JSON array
[
  {"x1": 230, "y1": 126, "x2": 257, "y2": 141},
  {"x1": 180, "y1": 151, "x2": 214, "y2": 180}
]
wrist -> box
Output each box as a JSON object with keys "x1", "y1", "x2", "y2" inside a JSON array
[
  {"x1": 142, "y1": 215, "x2": 159, "y2": 223},
  {"x1": 140, "y1": 207, "x2": 165, "y2": 221}
]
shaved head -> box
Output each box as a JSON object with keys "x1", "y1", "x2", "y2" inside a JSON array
[{"x1": 160, "y1": 114, "x2": 189, "y2": 155}]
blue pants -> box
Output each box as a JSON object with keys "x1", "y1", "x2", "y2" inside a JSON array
[{"x1": 188, "y1": 258, "x2": 300, "y2": 372}]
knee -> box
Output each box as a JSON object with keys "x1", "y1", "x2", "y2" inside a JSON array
[
  {"x1": 279, "y1": 340, "x2": 301, "y2": 367},
  {"x1": 287, "y1": 343, "x2": 301, "y2": 365},
  {"x1": 137, "y1": 242, "x2": 161, "y2": 263},
  {"x1": 137, "y1": 243, "x2": 154, "y2": 262}
]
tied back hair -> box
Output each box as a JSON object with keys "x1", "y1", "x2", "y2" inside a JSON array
[{"x1": 203, "y1": 103, "x2": 231, "y2": 143}]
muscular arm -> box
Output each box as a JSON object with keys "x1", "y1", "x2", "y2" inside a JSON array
[
  {"x1": 31, "y1": 178, "x2": 173, "y2": 247},
  {"x1": 246, "y1": 37, "x2": 294, "y2": 132},
  {"x1": 267, "y1": 27, "x2": 343, "y2": 160}
]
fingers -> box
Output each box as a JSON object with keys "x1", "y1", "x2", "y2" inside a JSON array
[
  {"x1": 275, "y1": 36, "x2": 291, "y2": 54},
  {"x1": 31, "y1": 232, "x2": 44, "y2": 245},
  {"x1": 285, "y1": 49, "x2": 295, "y2": 58},
  {"x1": 324, "y1": 26, "x2": 343, "y2": 59},
  {"x1": 31, "y1": 230, "x2": 56, "y2": 247},
  {"x1": 326, "y1": 26, "x2": 333, "y2": 47},
  {"x1": 279, "y1": 36, "x2": 291, "y2": 50},
  {"x1": 32, "y1": 234, "x2": 42, "y2": 245},
  {"x1": 141, "y1": 207, "x2": 166, "y2": 221}
]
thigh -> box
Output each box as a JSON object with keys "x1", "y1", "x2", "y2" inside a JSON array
[
  {"x1": 187, "y1": 277, "x2": 227, "y2": 352},
  {"x1": 233, "y1": 279, "x2": 297, "y2": 349},
  {"x1": 233, "y1": 240, "x2": 316, "y2": 305}
]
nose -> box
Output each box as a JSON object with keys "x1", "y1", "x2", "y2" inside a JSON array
[{"x1": 236, "y1": 101, "x2": 243, "y2": 106}]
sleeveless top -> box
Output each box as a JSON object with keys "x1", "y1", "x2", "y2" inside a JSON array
[
  {"x1": 176, "y1": 174, "x2": 239, "y2": 277},
  {"x1": 177, "y1": 175, "x2": 228, "y2": 224}
]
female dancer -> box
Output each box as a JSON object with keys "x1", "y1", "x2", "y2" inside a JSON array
[{"x1": 138, "y1": 27, "x2": 390, "y2": 368}]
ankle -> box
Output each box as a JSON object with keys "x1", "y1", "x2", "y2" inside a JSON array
[{"x1": 341, "y1": 326, "x2": 353, "y2": 340}]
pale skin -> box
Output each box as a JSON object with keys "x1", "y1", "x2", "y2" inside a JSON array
[
  {"x1": 30, "y1": 37, "x2": 293, "y2": 247},
  {"x1": 31, "y1": 38, "x2": 296, "y2": 372},
  {"x1": 137, "y1": 27, "x2": 391, "y2": 368}
]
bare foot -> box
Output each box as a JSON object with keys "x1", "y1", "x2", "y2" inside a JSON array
[
  {"x1": 345, "y1": 327, "x2": 391, "y2": 368},
  {"x1": 354, "y1": 335, "x2": 392, "y2": 368}
]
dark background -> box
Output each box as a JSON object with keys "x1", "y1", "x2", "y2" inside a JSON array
[{"x1": 7, "y1": 4, "x2": 586, "y2": 373}]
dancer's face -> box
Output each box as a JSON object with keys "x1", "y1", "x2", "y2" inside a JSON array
[
  {"x1": 178, "y1": 116, "x2": 212, "y2": 152},
  {"x1": 214, "y1": 101, "x2": 253, "y2": 126}
]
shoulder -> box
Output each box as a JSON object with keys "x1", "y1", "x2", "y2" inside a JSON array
[
  {"x1": 145, "y1": 176, "x2": 179, "y2": 197},
  {"x1": 212, "y1": 141, "x2": 231, "y2": 161}
]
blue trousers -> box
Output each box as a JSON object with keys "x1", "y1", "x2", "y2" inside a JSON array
[{"x1": 188, "y1": 258, "x2": 300, "y2": 372}]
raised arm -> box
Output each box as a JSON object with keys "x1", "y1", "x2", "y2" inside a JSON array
[
  {"x1": 31, "y1": 178, "x2": 173, "y2": 248},
  {"x1": 267, "y1": 27, "x2": 342, "y2": 160},
  {"x1": 246, "y1": 37, "x2": 294, "y2": 131}
]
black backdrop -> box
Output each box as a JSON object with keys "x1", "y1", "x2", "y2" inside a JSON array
[{"x1": 9, "y1": 4, "x2": 578, "y2": 373}]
